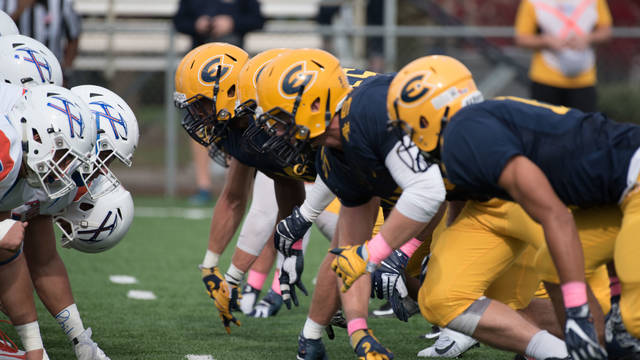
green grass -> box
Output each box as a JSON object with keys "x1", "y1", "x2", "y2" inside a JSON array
[{"x1": 2, "y1": 197, "x2": 513, "y2": 359}]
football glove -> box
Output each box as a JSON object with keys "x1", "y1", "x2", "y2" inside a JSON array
[
  {"x1": 351, "y1": 329, "x2": 394, "y2": 360},
  {"x1": 279, "y1": 249, "x2": 308, "y2": 309},
  {"x1": 201, "y1": 266, "x2": 241, "y2": 334},
  {"x1": 274, "y1": 206, "x2": 311, "y2": 257},
  {"x1": 372, "y1": 249, "x2": 410, "y2": 322},
  {"x1": 330, "y1": 243, "x2": 377, "y2": 293},
  {"x1": 565, "y1": 303, "x2": 607, "y2": 360},
  {"x1": 605, "y1": 295, "x2": 640, "y2": 358}
]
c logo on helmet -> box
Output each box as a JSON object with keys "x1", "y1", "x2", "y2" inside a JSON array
[
  {"x1": 399, "y1": 71, "x2": 433, "y2": 107},
  {"x1": 47, "y1": 96, "x2": 84, "y2": 138},
  {"x1": 279, "y1": 61, "x2": 317, "y2": 99},
  {"x1": 199, "y1": 56, "x2": 233, "y2": 86}
]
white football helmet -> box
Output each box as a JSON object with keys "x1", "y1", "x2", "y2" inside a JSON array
[
  {"x1": 0, "y1": 34, "x2": 63, "y2": 86},
  {"x1": 7, "y1": 85, "x2": 96, "y2": 199},
  {"x1": 71, "y1": 85, "x2": 140, "y2": 198},
  {"x1": 0, "y1": 10, "x2": 19, "y2": 36},
  {"x1": 54, "y1": 183, "x2": 134, "y2": 253}
]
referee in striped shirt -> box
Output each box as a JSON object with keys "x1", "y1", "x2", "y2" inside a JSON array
[{"x1": 2, "y1": 0, "x2": 81, "y2": 85}]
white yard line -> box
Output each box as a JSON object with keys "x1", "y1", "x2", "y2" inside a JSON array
[
  {"x1": 135, "y1": 207, "x2": 211, "y2": 220},
  {"x1": 109, "y1": 275, "x2": 138, "y2": 284},
  {"x1": 127, "y1": 290, "x2": 157, "y2": 300},
  {"x1": 185, "y1": 355, "x2": 215, "y2": 360}
]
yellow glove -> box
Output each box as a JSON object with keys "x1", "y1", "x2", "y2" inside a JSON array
[
  {"x1": 351, "y1": 329, "x2": 394, "y2": 360},
  {"x1": 330, "y1": 242, "x2": 377, "y2": 293},
  {"x1": 201, "y1": 266, "x2": 241, "y2": 334}
]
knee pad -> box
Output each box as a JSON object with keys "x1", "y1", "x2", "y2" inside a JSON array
[{"x1": 446, "y1": 297, "x2": 492, "y2": 336}]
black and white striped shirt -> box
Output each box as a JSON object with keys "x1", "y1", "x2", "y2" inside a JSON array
[{"x1": 0, "y1": 0, "x2": 81, "y2": 62}]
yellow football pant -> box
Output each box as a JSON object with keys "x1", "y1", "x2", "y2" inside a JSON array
[
  {"x1": 419, "y1": 199, "x2": 545, "y2": 326},
  {"x1": 420, "y1": 199, "x2": 615, "y2": 327}
]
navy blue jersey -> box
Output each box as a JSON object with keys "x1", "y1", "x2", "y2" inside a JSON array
[
  {"x1": 316, "y1": 73, "x2": 402, "y2": 209},
  {"x1": 442, "y1": 97, "x2": 640, "y2": 207},
  {"x1": 218, "y1": 125, "x2": 317, "y2": 182}
]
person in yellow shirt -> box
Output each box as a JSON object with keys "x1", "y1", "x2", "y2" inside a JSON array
[{"x1": 515, "y1": 0, "x2": 612, "y2": 112}]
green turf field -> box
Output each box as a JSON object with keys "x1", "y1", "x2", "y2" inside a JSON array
[{"x1": 2, "y1": 197, "x2": 514, "y2": 359}]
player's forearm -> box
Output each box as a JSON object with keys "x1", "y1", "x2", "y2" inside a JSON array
[
  {"x1": 541, "y1": 209, "x2": 586, "y2": 285},
  {"x1": 379, "y1": 209, "x2": 426, "y2": 249},
  {"x1": 274, "y1": 178, "x2": 305, "y2": 223},
  {"x1": 207, "y1": 194, "x2": 247, "y2": 253}
]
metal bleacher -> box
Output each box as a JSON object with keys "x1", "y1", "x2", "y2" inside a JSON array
[{"x1": 74, "y1": 0, "x2": 324, "y2": 72}]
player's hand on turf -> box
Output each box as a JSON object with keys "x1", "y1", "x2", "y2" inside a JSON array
[
  {"x1": 274, "y1": 206, "x2": 311, "y2": 257},
  {"x1": 372, "y1": 249, "x2": 410, "y2": 321},
  {"x1": 565, "y1": 303, "x2": 607, "y2": 360},
  {"x1": 279, "y1": 249, "x2": 308, "y2": 309},
  {"x1": 330, "y1": 242, "x2": 377, "y2": 293},
  {"x1": 201, "y1": 266, "x2": 241, "y2": 334}
]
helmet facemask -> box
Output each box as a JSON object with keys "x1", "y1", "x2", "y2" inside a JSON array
[
  {"x1": 22, "y1": 122, "x2": 87, "y2": 199},
  {"x1": 176, "y1": 65, "x2": 233, "y2": 146},
  {"x1": 208, "y1": 142, "x2": 230, "y2": 168},
  {"x1": 79, "y1": 136, "x2": 123, "y2": 199},
  {"x1": 246, "y1": 84, "x2": 323, "y2": 174}
]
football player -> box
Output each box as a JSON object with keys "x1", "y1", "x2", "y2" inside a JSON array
[
  {"x1": 253, "y1": 48, "x2": 446, "y2": 359},
  {"x1": 388, "y1": 55, "x2": 640, "y2": 359},
  {"x1": 0, "y1": 84, "x2": 97, "y2": 360},
  {"x1": 7, "y1": 83, "x2": 139, "y2": 360},
  {"x1": 175, "y1": 44, "x2": 346, "y2": 333}
]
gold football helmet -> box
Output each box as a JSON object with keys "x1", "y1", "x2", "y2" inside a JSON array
[
  {"x1": 174, "y1": 42, "x2": 248, "y2": 146},
  {"x1": 235, "y1": 48, "x2": 290, "y2": 128},
  {"x1": 387, "y1": 55, "x2": 483, "y2": 161},
  {"x1": 253, "y1": 48, "x2": 350, "y2": 167}
]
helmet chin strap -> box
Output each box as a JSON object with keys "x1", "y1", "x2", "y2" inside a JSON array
[{"x1": 19, "y1": 117, "x2": 38, "y2": 185}]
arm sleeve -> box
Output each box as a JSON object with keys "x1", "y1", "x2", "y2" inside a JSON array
[
  {"x1": 514, "y1": 0, "x2": 537, "y2": 36},
  {"x1": 385, "y1": 139, "x2": 446, "y2": 222},
  {"x1": 61, "y1": 0, "x2": 81, "y2": 40},
  {"x1": 596, "y1": 0, "x2": 612, "y2": 27},
  {"x1": 298, "y1": 175, "x2": 337, "y2": 222},
  {"x1": 232, "y1": 0, "x2": 265, "y2": 36}
]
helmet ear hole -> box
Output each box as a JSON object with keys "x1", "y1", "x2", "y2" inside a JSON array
[
  {"x1": 32, "y1": 128, "x2": 42, "y2": 143},
  {"x1": 227, "y1": 84, "x2": 235, "y2": 97},
  {"x1": 79, "y1": 202, "x2": 94, "y2": 211},
  {"x1": 311, "y1": 97, "x2": 320, "y2": 113},
  {"x1": 419, "y1": 116, "x2": 429, "y2": 129}
]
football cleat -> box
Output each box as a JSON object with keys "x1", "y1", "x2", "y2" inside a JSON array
[
  {"x1": 239, "y1": 284, "x2": 261, "y2": 315},
  {"x1": 201, "y1": 266, "x2": 241, "y2": 333},
  {"x1": 249, "y1": 290, "x2": 283, "y2": 318},
  {"x1": 417, "y1": 327, "x2": 479, "y2": 358},
  {"x1": 371, "y1": 301, "x2": 394, "y2": 318},
  {"x1": 297, "y1": 333, "x2": 328, "y2": 360},
  {"x1": 351, "y1": 329, "x2": 394, "y2": 360},
  {"x1": 73, "y1": 328, "x2": 110, "y2": 360},
  {"x1": 420, "y1": 325, "x2": 441, "y2": 340},
  {"x1": 605, "y1": 296, "x2": 640, "y2": 359}
]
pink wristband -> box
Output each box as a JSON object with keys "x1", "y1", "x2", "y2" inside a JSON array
[
  {"x1": 291, "y1": 240, "x2": 303, "y2": 251},
  {"x1": 247, "y1": 270, "x2": 268, "y2": 290},
  {"x1": 398, "y1": 238, "x2": 422, "y2": 258},
  {"x1": 347, "y1": 318, "x2": 367, "y2": 336},
  {"x1": 561, "y1": 281, "x2": 587, "y2": 308},
  {"x1": 367, "y1": 233, "x2": 393, "y2": 265},
  {"x1": 610, "y1": 276, "x2": 621, "y2": 297}
]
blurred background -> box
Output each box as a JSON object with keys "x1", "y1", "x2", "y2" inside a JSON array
[{"x1": 59, "y1": 0, "x2": 640, "y2": 199}]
